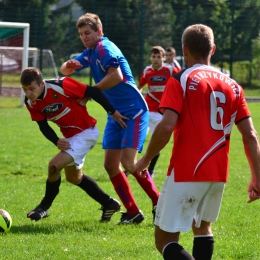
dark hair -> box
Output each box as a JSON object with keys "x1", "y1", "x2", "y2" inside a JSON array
[
  {"x1": 20, "y1": 67, "x2": 43, "y2": 86},
  {"x1": 165, "y1": 47, "x2": 176, "y2": 54},
  {"x1": 150, "y1": 46, "x2": 165, "y2": 56}
]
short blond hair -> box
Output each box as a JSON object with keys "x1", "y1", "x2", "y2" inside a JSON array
[{"x1": 182, "y1": 24, "x2": 214, "y2": 59}]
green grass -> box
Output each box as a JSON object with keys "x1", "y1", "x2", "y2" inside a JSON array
[{"x1": 0, "y1": 98, "x2": 260, "y2": 259}]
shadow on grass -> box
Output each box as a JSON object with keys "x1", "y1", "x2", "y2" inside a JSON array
[{"x1": 10, "y1": 219, "x2": 153, "y2": 234}]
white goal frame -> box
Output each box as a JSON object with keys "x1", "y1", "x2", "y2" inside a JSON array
[{"x1": 0, "y1": 22, "x2": 30, "y2": 106}]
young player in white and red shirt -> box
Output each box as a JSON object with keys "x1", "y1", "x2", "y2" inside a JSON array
[
  {"x1": 165, "y1": 46, "x2": 182, "y2": 72},
  {"x1": 138, "y1": 46, "x2": 173, "y2": 177},
  {"x1": 136, "y1": 24, "x2": 260, "y2": 260},
  {"x1": 21, "y1": 67, "x2": 127, "y2": 223}
]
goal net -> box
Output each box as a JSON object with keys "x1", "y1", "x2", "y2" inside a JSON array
[{"x1": 0, "y1": 22, "x2": 58, "y2": 105}]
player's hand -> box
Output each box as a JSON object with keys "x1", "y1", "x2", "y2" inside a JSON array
[
  {"x1": 57, "y1": 138, "x2": 71, "y2": 151},
  {"x1": 135, "y1": 157, "x2": 151, "y2": 178},
  {"x1": 77, "y1": 97, "x2": 89, "y2": 106},
  {"x1": 247, "y1": 180, "x2": 260, "y2": 203},
  {"x1": 65, "y1": 60, "x2": 83, "y2": 70},
  {"x1": 111, "y1": 110, "x2": 129, "y2": 129}
]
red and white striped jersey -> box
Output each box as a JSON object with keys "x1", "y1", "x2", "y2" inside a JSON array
[
  {"x1": 159, "y1": 64, "x2": 251, "y2": 182},
  {"x1": 25, "y1": 77, "x2": 97, "y2": 138},
  {"x1": 139, "y1": 64, "x2": 173, "y2": 112}
]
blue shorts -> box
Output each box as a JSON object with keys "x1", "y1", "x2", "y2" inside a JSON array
[{"x1": 102, "y1": 109, "x2": 149, "y2": 153}]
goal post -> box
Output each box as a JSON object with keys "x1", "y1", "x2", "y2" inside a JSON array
[{"x1": 0, "y1": 22, "x2": 30, "y2": 106}]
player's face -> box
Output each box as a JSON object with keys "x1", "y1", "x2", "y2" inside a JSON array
[
  {"x1": 22, "y1": 81, "x2": 44, "y2": 102},
  {"x1": 165, "y1": 51, "x2": 175, "y2": 63},
  {"x1": 78, "y1": 25, "x2": 101, "y2": 49},
  {"x1": 150, "y1": 53, "x2": 164, "y2": 70}
]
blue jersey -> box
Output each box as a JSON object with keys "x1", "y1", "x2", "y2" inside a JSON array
[{"x1": 75, "y1": 37, "x2": 148, "y2": 113}]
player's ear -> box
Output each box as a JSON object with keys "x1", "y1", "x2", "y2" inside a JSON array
[
  {"x1": 97, "y1": 29, "x2": 103, "y2": 37},
  {"x1": 211, "y1": 44, "x2": 216, "y2": 56}
]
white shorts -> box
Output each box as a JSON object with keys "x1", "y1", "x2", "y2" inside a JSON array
[
  {"x1": 147, "y1": 111, "x2": 162, "y2": 135},
  {"x1": 154, "y1": 169, "x2": 225, "y2": 233},
  {"x1": 65, "y1": 126, "x2": 99, "y2": 170}
]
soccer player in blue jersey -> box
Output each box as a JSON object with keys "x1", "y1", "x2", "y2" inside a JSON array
[{"x1": 60, "y1": 13, "x2": 159, "y2": 224}]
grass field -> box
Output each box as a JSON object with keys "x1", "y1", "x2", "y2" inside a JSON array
[{"x1": 0, "y1": 97, "x2": 260, "y2": 259}]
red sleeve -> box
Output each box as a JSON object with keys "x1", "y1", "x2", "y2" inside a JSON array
[
  {"x1": 235, "y1": 86, "x2": 251, "y2": 123},
  {"x1": 62, "y1": 77, "x2": 87, "y2": 99},
  {"x1": 139, "y1": 70, "x2": 147, "y2": 87},
  {"x1": 159, "y1": 77, "x2": 184, "y2": 115}
]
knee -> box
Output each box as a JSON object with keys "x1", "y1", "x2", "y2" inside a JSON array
[
  {"x1": 121, "y1": 160, "x2": 135, "y2": 174},
  {"x1": 48, "y1": 164, "x2": 60, "y2": 180}
]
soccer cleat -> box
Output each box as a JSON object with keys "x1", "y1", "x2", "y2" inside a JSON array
[
  {"x1": 152, "y1": 205, "x2": 157, "y2": 222},
  {"x1": 27, "y1": 205, "x2": 49, "y2": 221},
  {"x1": 100, "y1": 198, "x2": 121, "y2": 222},
  {"x1": 119, "y1": 210, "x2": 144, "y2": 224}
]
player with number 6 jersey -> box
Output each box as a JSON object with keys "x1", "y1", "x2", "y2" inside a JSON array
[
  {"x1": 136, "y1": 24, "x2": 260, "y2": 260},
  {"x1": 160, "y1": 65, "x2": 250, "y2": 182}
]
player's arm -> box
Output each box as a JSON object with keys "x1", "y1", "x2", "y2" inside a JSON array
[
  {"x1": 94, "y1": 58, "x2": 123, "y2": 91},
  {"x1": 236, "y1": 117, "x2": 260, "y2": 202},
  {"x1": 60, "y1": 59, "x2": 83, "y2": 75},
  {"x1": 84, "y1": 86, "x2": 128, "y2": 128},
  {"x1": 37, "y1": 119, "x2": 59, "y2": 145},
  {"x1": 136, "y1": 109, "x2": 178, "y2": 177},
  {"x1": 37, "y1": 119, "x2": 71, "y2": 150}
]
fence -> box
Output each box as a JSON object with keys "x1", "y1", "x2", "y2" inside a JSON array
[{"x1": 1, "y1": 0, "x2": 260, "y2": 87}]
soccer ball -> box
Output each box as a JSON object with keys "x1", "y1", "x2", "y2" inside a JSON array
[{"x1": 0, "y1": 209, "x2": 12, "y2": 233}]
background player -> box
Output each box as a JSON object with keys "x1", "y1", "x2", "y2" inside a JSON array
[
  {"x1": 165, "y1": 46, "x2": 182, "y2": 72},
  {"x1": 21, "y1": 67, "x2": 127, "y2": 222},
  {"x1": 60, "y1": 13, "x2": 159, "y2": 224},
  {"x1": 136, "y1": 24, "x2": 260, "y2": 259},
  {"x1": 137, "y1": 46, "x2": 173, "y2": 177}
]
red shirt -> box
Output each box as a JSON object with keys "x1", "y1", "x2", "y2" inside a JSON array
[
  {"x1": 159, "y1": 64, "x2": 250, "y2": 182},
  {"x1": 139, "y1": 64, "x2": 173, "y2": 112},
  {"x1": 25, "y1": 77, "x2": 97, "y2": 138}
]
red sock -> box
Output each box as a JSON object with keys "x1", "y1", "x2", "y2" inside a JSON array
[
  {"x1": 132, "y1": 170, "x2": 159, "y2": 206},
  {"x1": 110, "y1": 171, "x2": 139, "y2": 215}
]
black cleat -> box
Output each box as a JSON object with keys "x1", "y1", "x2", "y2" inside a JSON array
[
  {"x1": 27, "y1": 205, "x2": 49, "y2": 221},
  {"x1": 119, "y1": 210, "x2": 144, "y2": 224},
  {"x1": 152, "y1": 205, "x2": 157, "y2": 222},
  {"x1": 100, "y1": 198, "x2": 121, "y2": 222}
]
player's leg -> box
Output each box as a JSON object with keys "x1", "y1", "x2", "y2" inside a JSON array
[
  {"x1": 64, "y1": 165, "x2": 120, "y2": 222},
  {"x1": 191, "y1": 182, "x2": 224, "y2": 260},
  {"x1": 192, "y1": 220, "x2": 214, "y2": 260},
  {"x1": 102, "y1": 118, "x2": 143, "y2": 224},
  {"x1": 121, "y1": 147, "x2": 159, "y2": 206},
  {"x1": 155, "y1": 226, "x2": 194, "y2": 260},
  {"x1": 147, "y1": 112, "x2": 162, "y2": 177},
  {"x1": 27, "y1": 151, "x2": 73, "y2": 221},
  {"x1": 120, "y1": 110, "x2": 159, "y2": 217},
  {"x1": 154, "y1": 169, "x2": 213, "y2": 259},
  {"x1": 104, "y1": 148, "x2": 143, "y2": 223}
]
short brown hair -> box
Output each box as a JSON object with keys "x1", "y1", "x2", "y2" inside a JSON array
[
  {"x1": 76, "y1": 13, "x2": 104, "y2": 36},
  {"x1": 165, "y1": 47, "x2": 176, "y2": 54},
  {"x1": 20, "y1": 67, "x2": 43, "y2": 86},
  {"x1": 150, "y1": 46, "x2": 165, "y2": 57},
  {"x1": 182, "y1": 24, "x2": 214, "y2": 59}
]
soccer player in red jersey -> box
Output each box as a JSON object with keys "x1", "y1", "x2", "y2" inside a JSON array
[
  {"x1": 138, "y1": 46, "x2": 173, "y2": 177},
  {"x1": 21, "y1": 67, "x2": 127, "y2": 222},
  {"x1": 165, "y1": 46, "x2": 182, "y2": 73},
  {"x1": 136, "y1": 24, "x2": 260, "y2": 259}
]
